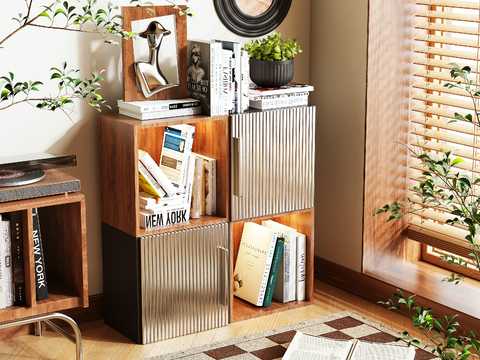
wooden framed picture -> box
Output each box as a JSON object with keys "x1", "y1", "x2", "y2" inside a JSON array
[{"x1": 122, "y1": 6, "x2": 188, "y2": 102}]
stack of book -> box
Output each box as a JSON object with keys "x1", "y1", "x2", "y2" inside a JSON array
[
  {"x1": 0, "y1": 209, "x2": 48, "y2": 309},
  {"x1": 233, "y1": 221, "x2": 307, "y2": 307},
  {"x1": 138, "y1": 124, "x2": 217, "y2": 230},
  {"x1": 187, "y1": 38, "x2": 249, "y2": 116},
  {"x1": 117, "y1": 98, "x2": 201, "y2": 121},
  {"x1": 248, "y1": 82, "x2": 314, "y2": 110}
]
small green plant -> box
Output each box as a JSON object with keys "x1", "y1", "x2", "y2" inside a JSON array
[
  {"x1": 242, "y1": 31, "x2": 302, "y2": 61},
  {"x1": 375, "y1": 64, "x2": 480, "y2": 359}
]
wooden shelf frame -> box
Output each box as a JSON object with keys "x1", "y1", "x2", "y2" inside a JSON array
[
  {"x1": 98, "y1": 113, "x2": 231, "y2": 238},
  {"x1": 0, "y1": 192, "x2": 88, "y2": 323},
  {"x1": 230, "y1": 209, "x2": 315, "y2": 323}
]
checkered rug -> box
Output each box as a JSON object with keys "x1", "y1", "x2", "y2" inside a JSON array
[{"x1": 143, "y1": 310, "x2": 440, "y2": 360}]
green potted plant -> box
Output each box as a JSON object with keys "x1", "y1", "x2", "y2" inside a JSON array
[
  {"x1": 375, "y1": 64, "x2": 480, "y2": 359},
  {"x1": 242, "y1": 31, "x2": 302, "y2": 88}
]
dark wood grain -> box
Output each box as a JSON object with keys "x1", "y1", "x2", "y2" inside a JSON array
[
  {"x1": 122, "y1": 6, "x2": 188, "y2": 102},
  {"x1": 363, "y1": 0, "x2": 417, "y2": 272}
]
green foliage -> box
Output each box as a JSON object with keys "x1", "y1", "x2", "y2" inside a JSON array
[
  {"x1": 242, "y1": 31, "x2": 302, "y2": 61},
  {"x1": 0, "y1": 0, "x2": 192, "y2": 116},
  {"x1": 375, "y1": 64, "x2": 480, "y2": 359}
]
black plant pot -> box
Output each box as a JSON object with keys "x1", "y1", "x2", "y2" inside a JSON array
[{"x1": 249, "y1": 59, "x2": 294, "y2": 88}]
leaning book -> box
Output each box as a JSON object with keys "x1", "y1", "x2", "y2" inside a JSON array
[
  {"x1": 32, "y1": 209, "x2": 48, "y2": 301},
  {"x1": 282, "y1": 332, "x2": 415, "y2": 360},
  {"x1": 233, "y1": 222, "x2": 278, "y2": 306}
]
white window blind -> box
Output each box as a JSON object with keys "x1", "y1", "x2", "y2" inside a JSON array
[{"x1": 409, "y1": 0, "x2": 480, "y2": 259}]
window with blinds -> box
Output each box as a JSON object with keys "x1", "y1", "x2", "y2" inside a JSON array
[{"x1": 409, "y1": 0, "x2": 480, "y2": 260}]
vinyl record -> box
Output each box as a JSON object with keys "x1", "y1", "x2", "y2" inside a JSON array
[{"x1": 0, "y1": 170, "x2": 46, "y2": 187}]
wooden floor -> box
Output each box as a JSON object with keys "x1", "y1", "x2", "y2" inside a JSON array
[{"x1": 0, "y1": 280, "x2": 423, "y2": 360}]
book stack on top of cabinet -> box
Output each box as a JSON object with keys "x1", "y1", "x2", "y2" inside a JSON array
[
  {"x1": 249, "y1": 82, "x2": 314, "y2": 110},
  {"x1": 117, "y1": 98, "x2": 201, "y2": 121},
  {"x1": 233, "y1": 221, "x2": 307, "y2": 307},
  {"x1": 138, "y1": 124, "x2": 217, "y2": 230}
]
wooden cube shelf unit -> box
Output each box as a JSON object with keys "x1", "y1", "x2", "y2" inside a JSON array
[
  {"x1": 230, "y1": 209, "x2": 315, "y2": 323},
  {"x1": 0, "y1": 193, "x2": 88, "y2": 323},
  {"x1": 98, "y1": 113, "x2": 230, "y2": 237}
]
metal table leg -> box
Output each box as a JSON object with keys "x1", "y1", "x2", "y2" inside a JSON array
[{"x1": 0, "y1": 312, "x2": 82, "y2": 360}]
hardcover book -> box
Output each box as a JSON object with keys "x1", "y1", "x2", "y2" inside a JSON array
[
  {"x1": 262, "y1": 220, "x2": 297, "y2": 303},
  {"x1": 32, "y1": 210, "x2": 48, "y2": 301},
  {"x1": 2, "y1": 217, "x2": 12, "y2": 307},
  {"x1": 119, "y1": 106, "x2": 201, "y2": 120},
  {"x1": 138, "y1": 161, "x2": 166, "y2": 199},
  {"x1": 159, "y1": 125, "x2": 195, "y2": 192},
  {"x1": 117, "y1": 98, "x2": 200, "y2": 113},
  {"x1": 139, "y1": 204, "x2": 190, "y2": 229},
  {"x1": 192, "y1": 153, "x2": 217, "y2": 216},
  {"x1": 7, "y1": 211, "x2": 24, "y2": 306},
  {"x1": 296, "y1": 233, "x2": 307, "y2": 301},
  {"x1": 0, "y1": 215, "x2": 5, "y2": 309},
  {"x1": 189, "y1": 156, "x2": 204, "y2": 219},
  {"x1": 187, "y1": 39, "x2": 217, "y2": 116},
  {"x1": 263, "y1": 236, "x2": 284, "y2": 307},
  {"x1": 233, "y1": 222, "x2": 278, "y2": 306},
  {"x1": 139, "y1": 150, "x2": 176, "y2": 197},
  {"x1": 249, "y1": 94, "x2": 309, "y2": 110},
  {"x1": 249, "y1": 82, "x2": 314, "y2": 99}
]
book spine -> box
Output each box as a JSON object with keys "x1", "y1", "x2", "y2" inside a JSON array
[
  {"x1": 241, "y1": 50, "x2": 249, "y2": 112},
  {"x1": 249, "y1": 95, "x2": 309, "y2": 110},
  {"x1": 185, "y1": 154, "x2": 196, "y2": 210},
  {"x1": 119, "y1": 106, "x2": 200, "y2": 120},
  {"x1": 119, "y1": 100, "x2": 201, "y2": 114},
  {"x1": 118, "y1": 100, "x2": 169, "y2": 113},
  {"x1": 139, "y1": 151, "x2": 176, "y2": 197},
  {"x1": 263, "y1": 237, "x2": 284, "y2": 307},
  {"x1": 283, "y1": 239, "x2": 291, "y2": 302},
  {"x1": 257, "y1": 230, "x2": 278, "y2": 306},
  {"x1": 210, "y1": 44, "x2": 217, "y2": 116},
  {"x1": 138, "y1": 161, "x2": 167, "y2": 198},
  {"x1": 200, "y1": 160, "x2": 206, "y2": 216},
  {"x1": 296, "y1": 234, "x2": 307, "y2": 301},
  {"x1": 222, "y1": 50, "x2": 230, "y2": 115},
  {"x1": 9, "y1": 211, "x2": 24, "y2": 306},
  {"x1": 189, "y1": 156, "x2": 204, "y2": 219},
  {"x1": 217, "y1": 42, "x2": 223, "y2": 115},
  {"x1": 140, "y1": 205, "x2": 190, "y2": 229},
  {"x1": 168, "y1": 100, "x2": 200, "y2": 110},
  {"x1": 249, "y1": 91, "x2": 310, "y2": 101},
  {"x1": 32, "y1": 210, "x2": 48, "y2": 301},
  {"x1": 288, "y1": 230, "x2": 297, "y2": 302},
  {"x1": 0, "y1": 215, "x2": 5, "y2": 309},
  {"x1": 204, "y1": 159, "x2": 216, "y2": 215},
  {"x1": 2, "y1": 219, "x2": 12, "y2": 307},
  {"x1": 140, "y1": 193, "x2": 188, "y2": 209},
  {"x1": 180, "y1": 129, "x2": 195, "y2": 193}
]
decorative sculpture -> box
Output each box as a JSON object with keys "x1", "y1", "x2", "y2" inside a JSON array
[{"x1": 134, "y1": 21, "x2": 179, "y2": 99}]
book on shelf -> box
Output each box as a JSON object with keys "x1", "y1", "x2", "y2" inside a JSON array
[
  {"x1": 222, "y1": 49, "x2": 234, "y2": 114},
  {"x1": 249, "y1": 82, "x2": 314, "y2": 100},
  {"x1": 138, "y1": 161, "x2": 167, "y2": 199},
  {"x1": 117, "y1": 98, "x2": 200, "y2": 113},
  {"x1": 139, "y1": 191, "x2": 187, "y2": 210},
  {"x1": 261, "y1": 220, "x2": 297, "y2": 303},
  {"x1": 7, "y1": 211, "x2": 24, "y2": 306},
  {"x1": 189, "y1": 156, "x2": 204, "y2": 219},
  {"x1": 139, "y1": 149, "x2": 176, "y2": 197},
  {"x1": 0, "y1": 215, "x2": 5, "y2": 309},
  {"x1": 283, "y1": 332, "x2": 415, "y2": 360},
  {"x1": 215, "y1": 40, "x2": 242, "y2": 114},
  {"x1": 192, "y1": 153, "x2": 217, "y2": 216},
  {"x1": 249, "y1": 91, "x2": 310, "y2": 101},
  {"x1": 296, "y1": 233, "x2": 307, "y2": 302},
  {"x1": 1, "y1": 216, "x2": 13, "y2": 308},
  {"x1": 263, "y1": 236, "x2": 284, "y2": 307},
  {"x1": 249, "y1": 94, "x2": 309, "y2": 110},
  {"x1": 187, "y1": 39, "x2": 218, "y2": 116},
  {"x1": 139, "y1": 204, "x2": 190, "y2": 230},
  {"x1": 119, "y1": 106, "x2": 201, "y2": 121},
  {"x1": 240, "y1": 50, "x2": 250, "y2": 112},
  {"x1": 159, "y1": 124, "x2": 195, "y2": 193},
  {"x1": 233, "y1": 222, "x2": 278, "y2": 306},
  {"x1": 32, "y1": 209, "x2": 48, "y2": 301}
]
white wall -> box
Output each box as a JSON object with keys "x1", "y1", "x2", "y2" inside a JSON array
[
  {"x1": 0, "y1": 0, "x2": 311, "y2": 295},
  {"x1": 310, "y1": 0, "x2": 368, "y2": 272}
]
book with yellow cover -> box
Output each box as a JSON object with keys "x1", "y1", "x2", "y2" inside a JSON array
[{"x1": 233, "y1": 222, "x2": 278, "y2": 306}]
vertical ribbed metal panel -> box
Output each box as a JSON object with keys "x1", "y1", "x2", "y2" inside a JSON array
[
  {"x1": 140, "y1": 223, "x2": 229, "y2": 344},
  {"x1": 231, "y1": 106, "x2": 316, "y2": 221}
]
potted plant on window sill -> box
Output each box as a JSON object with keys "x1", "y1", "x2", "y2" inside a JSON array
[{"x1": 242, "y1": 31, "x2": 302, "y2": 88}]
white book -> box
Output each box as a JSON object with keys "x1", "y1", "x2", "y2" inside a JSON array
[
  {"x1": 139, "y1": 192, "x2": 187, "y2": 209},
  {"x1": 184, "y1": 154, "x2": 196, "y2": 209},
  {"x1": 249, "y1": 95, "x2": 309, "y2": 110},
  {"x1": 192, "y1": 153, "x2": 216, "y2": 215},
  {"x1": 139, "y1": 204, "x2": 190, "y2": 229},
  {"x1": 119, "y1": 106, "x2": 200, "y2": 120},
  {"x1": 249, "y1": 91, "x2": 310, "y2": 101},
  {"x1": 222, "y1": 49, "x2": 233, "y2": 115},
  {"x1": 2, "y1": 218, "x2": 12, "y2": 307},
  {"x1": 215, "y1": 40, "x2": 242, "y2": 113},
  {"x1": 138, "y1": 150, "x2": 177, "y2": 197},
  {"x1": 261, "y1": 220, "x2": 297, "y2": 303},
  {"x1": 117, "y1": 98, "x2": 200, "y2": 114},
  {"x1": 216, "y1": 42, "x2": 223, "y2": 115},
  {"x1": 241, "y1": 50, "x2": 250, "y2": 112},
  {"x1": 0, "y1": 215, "x2": 5, "y2": 309},
  {"x1": 296, "y1": 233, "x2": 307, "y2": 301},
  {"x1": 249, "y1": 82, "x2": 314, "y2": 97},
  {"x1": 159, "y1": 125, "x2": 195, "y2": 193},
  {"x1": 138, "y1": 161, "x2": 167, "y2": 199}
]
